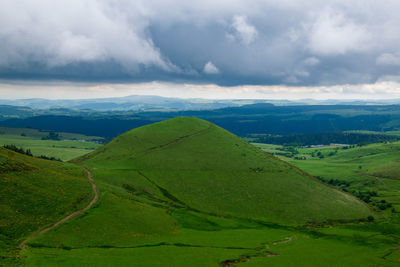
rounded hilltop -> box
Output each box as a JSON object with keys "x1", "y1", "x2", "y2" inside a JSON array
[{"x1": 78, "y1": 116, "x2": 372, "y2": 224}]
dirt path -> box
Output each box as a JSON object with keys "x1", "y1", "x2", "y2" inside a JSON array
[
  {"x1": 221, "y1": 237, "x2": 293, "y2": 266},
  {"x1": 354, "y1": 171, "x2": 386, "y2": 185},
  {"x1": 272, "y1": 237, "x2": 292, "y2": 245},
  {"x1": 138, "y1": 123, "x2": 213, "y2": 157},
  {"x1": 19, "y1": 167, "x2": 98, "y2": 250},
  {"x1": 371, "y1": 175, "x2": 386, "y2": 185}
]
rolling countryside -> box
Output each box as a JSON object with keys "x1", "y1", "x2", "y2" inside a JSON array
[
  {"x1": 2, "y1": 117, "x2": 399, "y2": 266},
  {"x1": 2, "y1": 1, "x2": 400, "y2": 265}
]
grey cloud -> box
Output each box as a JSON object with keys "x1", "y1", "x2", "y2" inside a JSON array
[
  {"x1": 376, "y1": 53, "x2": 400, "y2": 66},
  {"x1": 1, "y1": 0, "x2": 400, "y2": 86}
]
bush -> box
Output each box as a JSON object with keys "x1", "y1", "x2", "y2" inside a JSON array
[
  {"x1": 41, "y1": 132, "x2": 61, "y2": 140},
  {"x1": 378, "y1": 204, "x2": 387, "y2": 210},
  {"x1": 3, "y1": 144, "x2": 32, "y2": 156}
]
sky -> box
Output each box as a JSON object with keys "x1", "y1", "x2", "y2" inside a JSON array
[{"x1": 1, "y1": 0, "x2": 400, "y2": 99}]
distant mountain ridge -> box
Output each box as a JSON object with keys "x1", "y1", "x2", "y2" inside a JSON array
[
  {"x1": 0, "y1": 95, "x2": 252, "y2": 111},
  {"x1": 1, "y1": 95, "x2": 399, "y2": 111}
]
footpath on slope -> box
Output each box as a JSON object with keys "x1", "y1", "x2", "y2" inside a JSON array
[
  {"x1": 354, "y1": 171, "x2": 386, "y2": 185},
  {"x1": 137, "y1": 122, "x2": 213, "y2": 157},
  {"x1": 19, "y1": 167, "x2": 98, "y2": 250}
]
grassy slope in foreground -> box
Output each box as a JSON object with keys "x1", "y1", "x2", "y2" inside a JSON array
[
  {"x1": 78, "y1": 117, "x2": 372, "y2": 224},
  {"x1": 0, "y1": 147, "x2": 93, "y2": 264}
]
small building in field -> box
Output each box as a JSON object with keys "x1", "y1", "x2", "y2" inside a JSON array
[{"x1": 329, "y1": 143, "x2": 350, "y2": 147}]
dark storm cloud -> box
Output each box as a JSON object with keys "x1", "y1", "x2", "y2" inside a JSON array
[{"x1": 1, "y1": 0, "x2": 400, "y2": 86}]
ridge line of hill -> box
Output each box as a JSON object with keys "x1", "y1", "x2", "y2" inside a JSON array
[
  {"x1": 263, "y1": 150, "x2": 375, "y2": 214},
  {"x1": 19, "y1": 167, "x2": 98, "y2": 250},
  {"x1": 137, "y1": 121, "x2": 213, "y2": 157}
]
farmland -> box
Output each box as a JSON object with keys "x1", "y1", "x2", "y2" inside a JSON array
[{"x1": 0, "y1": 127, "x2": 103, "y2": 161}]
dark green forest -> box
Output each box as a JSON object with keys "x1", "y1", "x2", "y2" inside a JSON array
[{"x1": 2, "y1": 104, "x2": 400, "y2": 140}]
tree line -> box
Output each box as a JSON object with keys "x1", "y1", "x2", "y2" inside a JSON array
[
  {"x1": 253, "y1": 132, "x2": 400, "y2": 146},
  {"x1": 3, "y1": 144, "x2": 61, "y2": 161}
]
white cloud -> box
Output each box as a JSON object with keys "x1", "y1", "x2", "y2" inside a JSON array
[
  {"x1": 0, "y1": 0, "x2": 174, "y2": 71},
  {"x1": 48, "y1": 31, "x2": 104, "y2": 66},
  {"x1": 307, "y1": 8, "x2": 371, "y2": 55},
  {"x1": 203, "y1": 61, "x2": 220, "y2": 74},
  {"x1": 2, "y1": 80, "x2": 400, "y2": 100},
  {"x1": 231, "y1": 15, "x2": 258, "y2": 45}
]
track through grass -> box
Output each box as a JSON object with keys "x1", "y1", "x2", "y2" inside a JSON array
[{"x1": 19, "y1": 168, "x2": 98, "y2": 250}]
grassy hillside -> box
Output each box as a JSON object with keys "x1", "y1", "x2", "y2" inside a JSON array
[
  {"x1": 78, "y1": 117, "x2": 371, "y2": 224},
  {"x1": 20, "y1": 118, "x2": 398, "y2": 266},
  {"x1": 252, "y1": 142, "x2": 400, "y2": 262},
  {"x1": 0, "y1": 147, "x2": 93, "y2": 264},
  {"x1": 280, "y1": 142, "x2": 400, "y2": 213}
]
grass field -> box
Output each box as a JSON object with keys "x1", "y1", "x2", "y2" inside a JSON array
[{"x1": 0, "y1": 127, "x2": 103, "y2": 161}]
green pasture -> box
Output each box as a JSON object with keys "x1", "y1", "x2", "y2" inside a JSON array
[
  {"x1": 0, "y1": 126, "x2": 102, "y2": 141},
  {"x1": 0, "y1": 127, "x2": 103, "y2": 161}
]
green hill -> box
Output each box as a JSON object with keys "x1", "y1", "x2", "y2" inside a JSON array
[
  {"x1": 78, "y1": 117, "x2": 371, "y2": 224},
  {"x1": 0, "y1": 147, "x2": 92, "y2": 264},
  {"x1": 19, "y1": 117, "x2": 393, "y2": 267}
]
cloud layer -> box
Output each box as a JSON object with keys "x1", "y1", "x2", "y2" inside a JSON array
[
  {"x1": 1, "y1": 0, "x2": 400, "y2": 86},
  {"x1": 2, "y1": 80, "x2": 400, "y2": 100}
]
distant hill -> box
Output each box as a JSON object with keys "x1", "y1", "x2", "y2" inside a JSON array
[
  {"x1": 1, "y1": 96, "x2": 399, "y2": 111},
  {"x1": 77, "y1": 117, "x2": 372, "y2": 224},
  {"x1": 0, "y1": 95, "x2": 251, "y2": 111}
]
